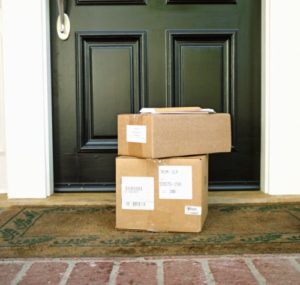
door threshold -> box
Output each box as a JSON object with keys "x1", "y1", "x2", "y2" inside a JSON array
[{"x1": 0, "y1": 191, "x2": 299, "y2": 208}]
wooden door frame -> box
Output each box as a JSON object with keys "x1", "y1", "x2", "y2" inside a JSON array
[{"x1": 2, "y1": 0, "x2": 300, "y2": 198}]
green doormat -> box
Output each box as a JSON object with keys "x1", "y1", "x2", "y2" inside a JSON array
[{"x1": 0, "y1": 204, "x2": 299, "y2": 258}]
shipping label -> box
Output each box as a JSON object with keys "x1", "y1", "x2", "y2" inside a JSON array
[
  {"x1": 185, "y1": 205, "x2": 202, "y2": 216},
  {"x1": 121, "y1": 176, "x2": 154, "y2": 210},
  {"x1": 126, "y1": 125, "x2": 147, "y2": 143},
  {"x1": 159, "y1": 165, "x2": 193, "y2": 199}
]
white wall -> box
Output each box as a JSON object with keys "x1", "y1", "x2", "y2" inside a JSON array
[
  {"x1": 2, "y1": 0, "x2": 53, "y2": 198},
  {"x1": 0, "y1": 1, "x2": 7, "y2": 194},
  {"x1": 261, "y1": 0, "x2": 300, "y2": 195}
]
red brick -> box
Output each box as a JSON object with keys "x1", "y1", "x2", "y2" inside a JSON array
[
  {"x1": 208, "y1": 259, "x2": 257, "y2": 285},
  {"x1": 253, "y1": 258, "x2": 300, "y2": 285},
  {"x1": 18, "y1": 262, "x2": 68, "y2": 285},
  {"x1": 66, "y1": 262, "x2": 113, "y2": 285},
  {"x1": 117, "y1": 262, "x2": 157, "y2": 285},
  {"x1": 0, "y1": 263, "x2": 23, "y2": 285},
  {"x1": 164, "y1": 260, "x2": 206, "y2": 285}
]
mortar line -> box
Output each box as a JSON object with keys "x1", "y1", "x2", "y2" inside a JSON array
[
  {"x1": 108, "y1": 261, "x2": 120, "y2": 285},
  {"x1": 156, "y1": 260, "x2": 164, "y2": 285},
  {"x1": 200, "y1": 259, "x2": 215, "y2": 285},
  {"x1": 1, "y1": 254, "x2": 300, "y2": 263},
  {"x1": 58, "y1": 261, "x2": 76, "y2": 285},
  {"x1": 245, "y1": 258, "x2": 266, "y2": 285},
  {"x1": 11, "y1": 261, "x2": 33, "y2": 285},
  {"x1": 288, "y1": 257, "x2": 300, "y2": 272}
]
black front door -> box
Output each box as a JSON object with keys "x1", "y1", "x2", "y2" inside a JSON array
[{"x1": 50, "y1": 0, "x2": 261, "y2": 191}]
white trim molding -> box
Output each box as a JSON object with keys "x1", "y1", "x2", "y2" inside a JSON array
[
  {"x1": 260, "y1": 0, "x2": 270, "y2": 194},
  {"x1": 1, "y1": 0, "x2": 300, "y2": 198},
  {"x1": 0, "y1": 0, "x2": 7, "y2": 194},
  {"x1": 2, "y1": 0, "x2": 53, "y2": 198},
  {"x1": 261, "y1": 0, "x2": 300, "y2": 195}
]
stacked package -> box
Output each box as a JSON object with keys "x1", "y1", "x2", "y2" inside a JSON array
[{"x1": 116, "y1": 107, "x2": 231, "y2": 233}]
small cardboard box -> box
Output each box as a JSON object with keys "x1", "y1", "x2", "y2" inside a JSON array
[
  {"x1": 116, "y1": 155, "x2": 208, "y2": 233},
  {"x1": 118, "y1": 110, "x2": 231, "y2": 158}
]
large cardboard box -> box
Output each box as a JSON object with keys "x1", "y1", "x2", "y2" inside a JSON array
[
  {"x1": 116, "y1": 155, "x2": 208, "y2": 233},
  {"x1": 118, "y1": 112, "x2": 231, "y2": 158}
]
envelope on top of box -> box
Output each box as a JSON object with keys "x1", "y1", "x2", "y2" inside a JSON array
[
  {"x1": 139, "y1": 106, "x2": 216, "y2": 114},
  {"x1": 118, "y1": 107, "x2": 232, "y2": 159}
]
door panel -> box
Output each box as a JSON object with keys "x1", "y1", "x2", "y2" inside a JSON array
[
  {"x1": 76, "y1": 32, "x2": 146, "y2": 152},
  {"x1": 51, "y1": 0, "x2": 261, "y2": 191}
]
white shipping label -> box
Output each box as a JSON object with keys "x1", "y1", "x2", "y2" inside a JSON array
[
  {"x1": 126, "y1": 125, "x2": 147, "y2": 143},
  {"x1": 185, "y1": 206, "x2": 202, "y2": 216},
  {"x1": 159, "y1": 166, "x2": 193, "y2": 199},
  {"x1": 121, "y1": 176, "x2": 154, "y2": 210}
]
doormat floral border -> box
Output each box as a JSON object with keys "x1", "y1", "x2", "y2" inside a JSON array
[{"x1": 0, "y1": 204, "x2": 299, "y2": 257}]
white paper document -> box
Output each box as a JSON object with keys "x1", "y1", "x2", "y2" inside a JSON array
[
  {"x1": 159, "y1": 166, "x2": 193, "y2": 199},
  {"x1": 126, "y1": 125, "x2": 147, "y2": 143},
  {"x1": 185, "y1": 206, "x2": 202, "y2": 216},
  {"x1": 121, "y1": 176, "x2": 154, "y2": 210},
  {"x1": 140, "y1": 107, "x2": 215, "y2": 114}
]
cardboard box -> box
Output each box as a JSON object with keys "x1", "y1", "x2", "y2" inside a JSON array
[
  {"x1": 118, "y1": 112, "x2": 231, "y2": 158},
  {"x1": 116, "y1": 155, "x2": 208, "y2": 233}
]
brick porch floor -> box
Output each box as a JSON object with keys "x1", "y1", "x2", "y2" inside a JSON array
[{"x1": 1, "y1": 254, "x2": 299, "y2": 285}]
